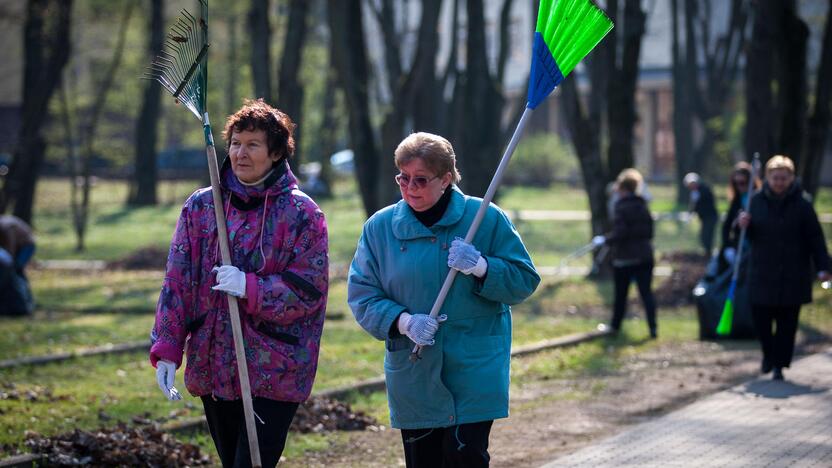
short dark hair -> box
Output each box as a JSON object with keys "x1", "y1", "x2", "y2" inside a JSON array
[{"x1": 223, "y1": 99, "x2": 296, "y2": 159}]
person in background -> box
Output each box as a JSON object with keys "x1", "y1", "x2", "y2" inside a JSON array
[
  {"x1": 348, "y1": 132, "x2": 540, "y2": 467},
  {"x1": 683, "y1": 172, "x2": 718, "y2": 256},
  {"x1": 149, "y1": 99, "x2": 328, "y2": 467},
  {"x1": 595, "y1": 169, "x2": 657, "y2": 338},
  {"x1": 737, "y1": 155, "x2": 830, "y2": 381},
  {"x1": 0, "y1": 215, "x2": 35, "y2": 316},
  {"x1": 718, "y1": 162, "x2": 760, "y2": 273}
]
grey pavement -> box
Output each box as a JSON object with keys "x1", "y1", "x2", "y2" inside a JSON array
[{"x1": 542, "y1": 348, "x2": 832, "y2": 468}]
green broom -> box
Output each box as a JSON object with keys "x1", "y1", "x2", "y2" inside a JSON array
[
  {"x1": 411, "y1": 0, "x2": 613, "y2": 361},
  {"x1": 144, "y1": 2, "x2": 262, "y2": 466}
]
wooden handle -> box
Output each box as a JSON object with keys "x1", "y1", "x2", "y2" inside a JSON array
[{"x1": 204, "y1": 116, "x2": 262, "y2": 467}]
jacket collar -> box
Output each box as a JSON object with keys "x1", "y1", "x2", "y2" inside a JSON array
[
  {"x1": 392, "y1": 186, "x2": 466, "y2": 240},
  {"x1": 219, "y1": 156, "x2": 297, "y2": 205}
]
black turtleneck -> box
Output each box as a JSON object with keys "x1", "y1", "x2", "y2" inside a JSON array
[{"x1": 412, "y1": 187, "x2": 453, "y2": 227}]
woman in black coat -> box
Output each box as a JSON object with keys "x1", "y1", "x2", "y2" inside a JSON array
[
  {"x1": 597, "y1": 169, "x2": 657, "y2": 338},
  {"x1": 738, "y1": 155, "x2": 831, "y2": 381},
  {"x1": 718, "y1": 162, "x2": 759, "y2": 273}
]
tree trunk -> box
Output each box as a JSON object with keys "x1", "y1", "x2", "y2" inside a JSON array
[
  {"x1": 561, "y1": 77, "x2": 609, "y2": 237},
  {"x1": 129, "y1": 0, "x2": 163, "y2": 207},
  {"x1": 454, "y1": 0, "x2": 503, "y2": 198},
  {"x1": 277, "y1": 0, "x2": 309, "y2": 170},
  {"x1": 71, "y1": 2, "x2": 133, "y2": 251},
  {"x1": 248, "y1": 0, "x2": 272, "y2": 102},
  {"x1": 1, "y1": 0, "x2": 72, "y2": 224},
  {"x1": 671, "y1": 0, "x2": 694, "y2": 204},
  {"x1": 607, "y1": 0, "x2": 646, "y2": 180},
  {"x1": 327, "y1": 0, "x2": 382, "y2": 217},
  {"x1": 745, "y1": 0, "x2": 777, "y2": 163},
  {"x1": 776, "y1": 2, "x2": 808, "y2": 167},
  {"x1": 800, "y1": 0, "x2": 832, "y2": 198}
]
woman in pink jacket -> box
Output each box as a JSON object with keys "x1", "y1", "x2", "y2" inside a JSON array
[{"x1": 150, "y1": 99, "x2": 328, "y2": 467}]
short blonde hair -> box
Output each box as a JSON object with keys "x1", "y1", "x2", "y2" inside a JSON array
[
  {"x1": 765, "y1": 155, "x2": 795, "y2": 175},
  {"x1": 394, "y1": 132, "x2": 462, "y2": 184},
  {"x1": 616, "y1": 168, "x2": 643, "y2": 194}
]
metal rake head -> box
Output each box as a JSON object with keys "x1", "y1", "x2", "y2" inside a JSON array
[{"x1": 144, "y1": 0, "x2": 209, "y2": 121}]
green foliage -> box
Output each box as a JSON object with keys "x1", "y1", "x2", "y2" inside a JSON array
[{"x1": 503, "y1": 133, "x2": 579, "y2": 186}]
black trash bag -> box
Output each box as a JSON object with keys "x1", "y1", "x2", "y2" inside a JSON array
[
  {"x1": 0, "y1": 261, "x2": 34, "y2": 316},
  {"x1": 694, "y1": 250, "x2": 755, "y2": 340}
]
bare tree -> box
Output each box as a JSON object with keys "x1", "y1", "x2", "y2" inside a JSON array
[
  {"x1": 452, "y1": 0, "x2": 505, "y2": 197},
  {"x1": 1, "y1": 0, "x2": 73, "y2": 224},
  {"x1": 745, "y1": 0, "x2": 810, "y2": 169},
  {"x1": 606, "y1": 0, "x2": 647, "y2": 180},
  {"x1": 800, "y1": 0, "x2": 832, "y2": 197},
  {"x1": 672, "y1": 0, "x2": 748, "y2": 203},
  {"x1": 559, "y1": 0, "x2": 646, "y2": 235},
  {"x1": 69, "y1": 3, "x2": 134, "y2": 251},
  {"x1": 327, "y1": 0, "x2": 382, "y2": 216},
  {"x1": 128, "y1": 0, "x2": 163, "y2": 207},
  {"x1": 248, "y1": 0, "x2": 272, "y2": 102},
  {"x1": 276, "y1": 0, "x2": 309, "y2": 169}
]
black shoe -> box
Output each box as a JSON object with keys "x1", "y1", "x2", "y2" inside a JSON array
[
  {"x1": 649, "y1": 329, "x2": 657, "y2": 339},
  {"x1": 761, "y1": 359, "x2": 772, "y2": 374},
  {"x1": 772, "y1": 368, "x2": 784, "y2": 381}
]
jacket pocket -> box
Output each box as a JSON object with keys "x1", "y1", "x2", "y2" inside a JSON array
[
  {"x1": 445, "y1": 334, "x2": 510, "y2": 416},
  {"x1": 256, "y1": 322, "x2": 301, "y2": 346},
  {"x1": 384, "y1": 346, "x2": 454, "y2": 428}
]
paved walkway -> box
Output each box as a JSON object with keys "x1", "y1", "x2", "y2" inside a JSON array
[{"x1": 542, "y1": 348, "x2": 832, "y2": 467}]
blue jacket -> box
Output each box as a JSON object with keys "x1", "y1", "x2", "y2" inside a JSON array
[{"x1": 347, "y1": 188, "x2": 540, "y2": 429}]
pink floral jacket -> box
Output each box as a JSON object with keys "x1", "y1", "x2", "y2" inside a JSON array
[{"x1": 150, "y1": 160, "x2": 328, "y2": 402}]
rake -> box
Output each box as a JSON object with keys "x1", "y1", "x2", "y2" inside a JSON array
[
  {"x1": 144, "y1": 2, "x2": 261, "y2": 465},
  {"x1": 411, "y1": 0, "x2": 613, "y2": 361},
  {"x1": 716, "y1": 153, "x2": 760, "y2": 337}
]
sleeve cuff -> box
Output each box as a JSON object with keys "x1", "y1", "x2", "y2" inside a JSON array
[
  {"x1": 241, "y1": 272, "x2": 259, "y2": 315},
  {"x1": 380, "y1": 306, "x2": 407, "y2": 341},
  {"x1": 475, "y1": 256, "x2": 504, "y2": 297},
  {"x1": 149, "y1": 342, "x2": 183, "y2": 369}
]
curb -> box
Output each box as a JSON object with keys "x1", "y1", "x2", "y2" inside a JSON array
[
  {"x1": 0, "y1": 329, "x2": 611, "y2": 465},
  {"x1": 0, "y1": 341, "x2": 149, "y2": 369},
  {"x1": 161, "y1": 329, "x2": 612, "y2": 435}
]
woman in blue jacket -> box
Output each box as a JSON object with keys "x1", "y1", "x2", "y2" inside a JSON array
[{"x1": 348, "y1": 132, "x2": 540, "y2": 467}]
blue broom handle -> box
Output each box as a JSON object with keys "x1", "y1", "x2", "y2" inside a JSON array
[
  {"x1": 730, "y1": 153, "x2": 760, "y2": 282},
  {"x1": 411, "y1": 107, "x2": 534, "y2": 360}
]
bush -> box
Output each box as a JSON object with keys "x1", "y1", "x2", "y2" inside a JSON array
[{"x1": 504, "y1": 133, "x2": 578, "y2": 187}]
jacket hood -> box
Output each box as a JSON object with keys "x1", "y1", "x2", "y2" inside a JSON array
[{"x1": 220, "y1": 156, "x2": 298, "y2": 203}]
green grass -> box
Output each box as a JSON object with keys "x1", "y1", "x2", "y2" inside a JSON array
[{"x1": 5, "y1": 177, "x2": 830, "y2": 461}]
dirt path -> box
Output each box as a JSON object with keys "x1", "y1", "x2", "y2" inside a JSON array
[{"x1": 282, "y1": 336, "x2": 829, "y2": 468}]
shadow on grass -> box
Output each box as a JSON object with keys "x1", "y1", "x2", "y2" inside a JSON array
[
  {"x1": 521, "y1": 281, "x2": 564, "y2": 316},
  {"x1": 96, "y1": 208, "x2": 135, "y2": 225}
]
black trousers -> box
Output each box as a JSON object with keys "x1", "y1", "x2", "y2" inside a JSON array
[
  {"x1": 612, "y1": 262, "x2": 657, "y2": 334},
  {"x1": 400, "y1": 420, "x2": 493, "y2": 468},
  {"x1": 201, "y1": 396, "x2": 299, "y2": 468},
  {"x1": 700, "y1": 215, "x2": 717, "y2": 255},
  {"x1": 751, "y1": 305, "x2": 801, "y2": 368}
]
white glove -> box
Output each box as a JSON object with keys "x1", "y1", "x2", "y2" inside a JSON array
[
  {"x1": 155, "y1": 360, "x2": 182, "y2": 401},
  {"x1": 398, "y1": 312, "x2": 447, "y2": 346},
  {"x1": 592, "y1": 235, "x2": 606, "y2": 247},
  {"x1": 447, "y1": 238, "x2": 488, "y2": 278},
  {"x1": 723, "y1": 247, "x2": 737, "y2": 264},
  {"x1": 212, "y1": 265, "x2": 246, "y2": 298}
]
